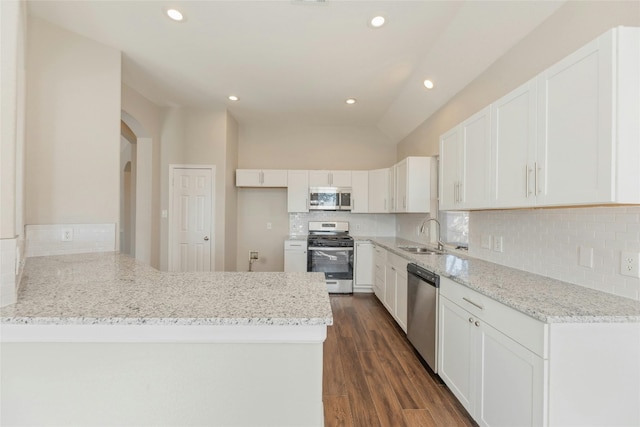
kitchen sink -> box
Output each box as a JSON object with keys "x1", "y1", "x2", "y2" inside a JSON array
[{"x1": 398, "y1": 245, "x2": 443, "y2": 255}]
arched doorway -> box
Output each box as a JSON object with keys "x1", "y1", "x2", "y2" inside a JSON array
[{"x1": 120, "y1": 110, "x2": 152, "y2": 265}]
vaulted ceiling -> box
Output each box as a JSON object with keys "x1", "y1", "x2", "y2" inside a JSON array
[{"x1": 28, "y1": 0, "x2": 564, "y2": 143}]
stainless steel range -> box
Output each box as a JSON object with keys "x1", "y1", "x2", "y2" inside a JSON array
[{"x1": 307, "y1": 221, "x2": 354, "y2": 294}]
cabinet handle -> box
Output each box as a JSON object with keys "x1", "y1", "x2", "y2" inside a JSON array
[
  {"x1": 458, "y1": 182, "x2": 463, "y2": 203},
  {"x1": 454, "y1": 183, "x2": 458, "y2": 203},
  {"x1": 535, "y1": 162, "x2": 541, "y2": 195},
  {"x1": 462, "y1": 297, "x2": 484, "y2": 310},
  {"x1": 525, "y1": 165, "x2": 529, "y2": 197},
  {"x1": 260, "y1": 171, "x2": 264, "y2": 185},
  {"x1": 475, "y1": 321, "x2": 480, "y2": 327},
  {"x1": 468, "y1": 317, "x2": 474, "y2": 323}
]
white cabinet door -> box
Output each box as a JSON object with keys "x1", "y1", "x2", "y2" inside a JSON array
[
  {"x1": 537, "y1": 31, "x2": 613, "y2": 206},
  {"x1": 287, "y1": 170, "x2": 309, "y2": 213},
  {"x1": 491, "y1": 80, "x2": 538, "y2": 208},
  {"x1": 395, "y1": 159, "x2": 408, "y2": 213},
  {"x1": 439, "y1": 296, "x2": 475, "y2": 413},
  {"x1": 236, "y1": 169, "x2": 262, "y2": 187},
  {"x1": 384, "y1": 262, "x2": 397, "y2": 315},
  {"x1": 476, "y1": 319, "x2": 545, "y2": 427},
  {"x1": 236, "y1": 169, "x2": 287, "y2": 187},
  {"x1": 354, "y1": 242, "x2": 374, "y2": 292},
  {"x1": 351, "y1": 171, "x2": 369, "y2": 213},
  {"x1": 373, "y1": 246, "x2": 386, "y2": 301},
  {"x1": 308, "y1": 170, "x2": 351, "y2": 187},
  {"x1": 461, "y1": 107, "x2": 491, "y2": 209},
  {"x1": 368, "y1": 168, "x2": 389, "y2": 213},
  {"x1": 284, "y1": 240, "x2": 308, "y2": 272},
  {"x1": 388, "y1": 165, "x2": 397, "y2": 213},
  {"x1": 439, "y1": 126, "x2": 462, "y2": 210},
  {"x1": 395, "y1": 262, "x2": 408, "y2": 332}
]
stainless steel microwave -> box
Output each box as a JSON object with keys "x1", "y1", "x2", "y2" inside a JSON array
[{"x1": 309, "y1": 187, "x2": 352, "y2": 211}]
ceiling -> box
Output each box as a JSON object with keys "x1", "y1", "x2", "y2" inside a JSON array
[{"x1": 27, "y1": 0, "x2": 565, "y2": 144}]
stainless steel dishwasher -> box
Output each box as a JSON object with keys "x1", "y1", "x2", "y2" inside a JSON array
[{"x1": 407, "y1": 263, "x2": 440, "y2": 374}]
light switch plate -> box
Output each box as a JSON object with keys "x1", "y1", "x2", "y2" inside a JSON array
[
  {"x1": 481, "y1": 234, "x2": 492, "y2": 249},
  {"x1": 579, "y1": 246, "x2": 593, "y2": 268},
  {"x1": 493, "y1": 236, "x2": 503, "y2": 252}
]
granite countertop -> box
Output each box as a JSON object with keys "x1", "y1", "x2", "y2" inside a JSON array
[
  {"x1": 1, "y1": 252, "x2": 333, "y2": 327},
  {"x1": 368, "y1": 237, "x2": 640, "y2": 324}
]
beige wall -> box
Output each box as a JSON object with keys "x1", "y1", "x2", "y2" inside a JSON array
[
  {"x1": 25, "y1": 17, "x2": 121, "y2": 228},
  {"x1": 397, "y1": 0, "x2": 640, "y2": 159},
  {"x1": 121, "y1": 85, "x2": 162, "y2": 268},
  {"x1": 224, "y1": 114, "x2": 239, "y2": 271},
  {"x1": 160, "y1": 107, "x2": 236, "y2": 272},
  {"x1": 238, "y1": 124, "x2": 396, "y2": 169}
]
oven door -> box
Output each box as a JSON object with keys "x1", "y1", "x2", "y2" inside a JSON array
[{"x1": 307, "y1": 246, "x2": 354, "y2": 280}]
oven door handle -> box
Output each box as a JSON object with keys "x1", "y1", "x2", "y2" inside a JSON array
[{"x1": 308, "y1": 246, "x2": 354, "y2": 251}]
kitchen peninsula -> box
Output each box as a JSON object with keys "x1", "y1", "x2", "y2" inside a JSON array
[{"x1": 1, "y1": 252, "x2": 332, "y2": 427}]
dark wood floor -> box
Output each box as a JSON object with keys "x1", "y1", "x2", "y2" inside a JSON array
[{"x1": 323, "y1": 294, "x2": 477, "y2": 427}]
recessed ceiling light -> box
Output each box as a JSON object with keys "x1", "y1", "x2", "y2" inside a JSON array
[
  {"x1": 423, "y1": 79, "x2": 434, "y2": 89},
  {"x1": 346, "y1": 98, "x2": 357, "y2": 105},
  {"x1": 370, "y1": 16, "x2": 386, "y2": 28},
  {"x1": 228, "y1": 95, "x2": 239, "y2": 101},
  {"x1": 166, "y1": 9, "x2": 184, "y2": 22}
]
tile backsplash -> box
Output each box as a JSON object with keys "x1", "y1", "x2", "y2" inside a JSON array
[
  {"x1": 289, "y1": 212, "x2": 395, "y2": 238},
  {"x1": 25, "y1": 224, "x2": 116, "y2": 258},
  {"x1": 469, "y1": 206, "x2": 640, "y2": 301}
]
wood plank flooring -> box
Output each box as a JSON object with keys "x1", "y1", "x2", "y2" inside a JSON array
[{"x1": 323, "y1": 294, "x2": 477, "y2": 427}]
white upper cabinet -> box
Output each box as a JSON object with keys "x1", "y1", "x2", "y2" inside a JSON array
[
  {"x1": 536, "y1": 26, "x2": 640, "y2": 206},
  {"x1": 287, "y1": 170, "x2": 309, "y2": 213},
  {"x1": 394, "y1": 156, "x2": 433, "y2": 213},
  {"x1": 308, "y1": 170, "x2": 352, "y2": 187},
  {"x1": 491, "y1": 79, "x2": 538, "y2": 208},
  {"x1": 441, "y1": 26, "x2": 640, "y2": 210},
  {"x1": 368, "y1": 168, "x2": 390, "y2": 213},
  {"x1": 351, "y1": 171, "x2": 369, "y2": 213},
  {"x1": 440, "y1": 108, "x2": 491, "y2": 210},
  {"x1": 236, "y1": 169, "x2": 288, "y2": 187},
  {"x1": 439, "y1": 126, "x2": 462, "y2": 210}
]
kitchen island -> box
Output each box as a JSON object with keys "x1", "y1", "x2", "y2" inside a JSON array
[{"x1": 1, "y1": 252, "x2": 333, "y2": 427}]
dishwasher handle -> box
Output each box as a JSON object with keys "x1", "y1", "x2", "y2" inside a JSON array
[{"x1": 407, "y1": 263, "x2": 440, "y2": 287}]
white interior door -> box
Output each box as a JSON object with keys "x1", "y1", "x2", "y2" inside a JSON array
[{"x1": 170, "y1": 167, "x2": 214, "y2": 272}]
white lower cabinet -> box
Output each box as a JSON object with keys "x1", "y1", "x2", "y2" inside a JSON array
[
  {"x1": 439, "y1": 277, "x2": 546, "y2": 427},
  {"x1": 283, "y1": 240, "x2": 307, "y2": 272},
  {"x1": 354, "y1": 241, "x2": 373, "y2": 293},
  {"x1": 373, "y1": 245, "x2": 386, "y2": 301}
]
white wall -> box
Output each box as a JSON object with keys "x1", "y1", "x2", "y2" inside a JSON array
[
  {"x1": 224, "y1": 114, "x2": 239, "y2": 271},
  {"x1": 25, "y1": 17, "x2": 120, "y2": 228}
]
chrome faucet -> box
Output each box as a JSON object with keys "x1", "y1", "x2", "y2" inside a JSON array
[{"x1": 419, "y1": 218, "x2": 444, "y2": 252}]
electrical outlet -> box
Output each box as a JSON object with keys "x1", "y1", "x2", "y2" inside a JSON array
[
  {"x1": 579, "y1": 246, "x2": 594, "y2": 268},
  {"x1": 481, "y1": 234, "x2": 492, "y2": 249},
  {"x1": 620, "y1": 251, "x2": 640, "y2": 278},
  {"x1": 61, "y1": 228, "x2": 73, "y2": 242},
  {"x1": 493, "y1": 236, "x2": 503, "y2": 253}
]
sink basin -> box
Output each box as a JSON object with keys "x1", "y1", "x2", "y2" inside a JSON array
[{"x1": 398, "y1": 245, "x2": 443, "y2": 255}]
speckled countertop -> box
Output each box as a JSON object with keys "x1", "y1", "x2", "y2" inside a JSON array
[
  {"x1": 1, "y1": 252, "x2": 333, "y2": 326},
  {"x1": 368, "y1": 237, "x2": 640, "y2": 324}
]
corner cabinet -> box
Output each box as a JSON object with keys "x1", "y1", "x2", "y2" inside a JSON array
[
  {"x1": 236, "y1": 169, "x2": 288, "y2": 187},
  {"x1": 287, "y1": 170, "x2": 309, "y2": 213},
  {"x1": 393, "y1": 156, "x2": 434, "y2": 213},
  {"x1": 439, "y1": 277, "x2": 546, "y2": 427}
]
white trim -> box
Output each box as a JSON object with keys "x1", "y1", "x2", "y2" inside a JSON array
[
  {"x1": 1, "y1": 324, "x2": 327, "y2": 343},
  {"x1": 168, "y1": 164, "x2": 216, "y2": 272}
]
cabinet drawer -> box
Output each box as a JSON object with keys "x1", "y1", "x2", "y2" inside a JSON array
[
  {"x1": 440, "y1": 277, "x2": 548, "y2": 358},
  {"x1": 284, "y1": 240, "x2": 307, "y2": 250}
]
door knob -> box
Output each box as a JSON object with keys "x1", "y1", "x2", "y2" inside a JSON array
[{"x1": 204, "y1": 236, "x2": 209, "y2": 241}]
